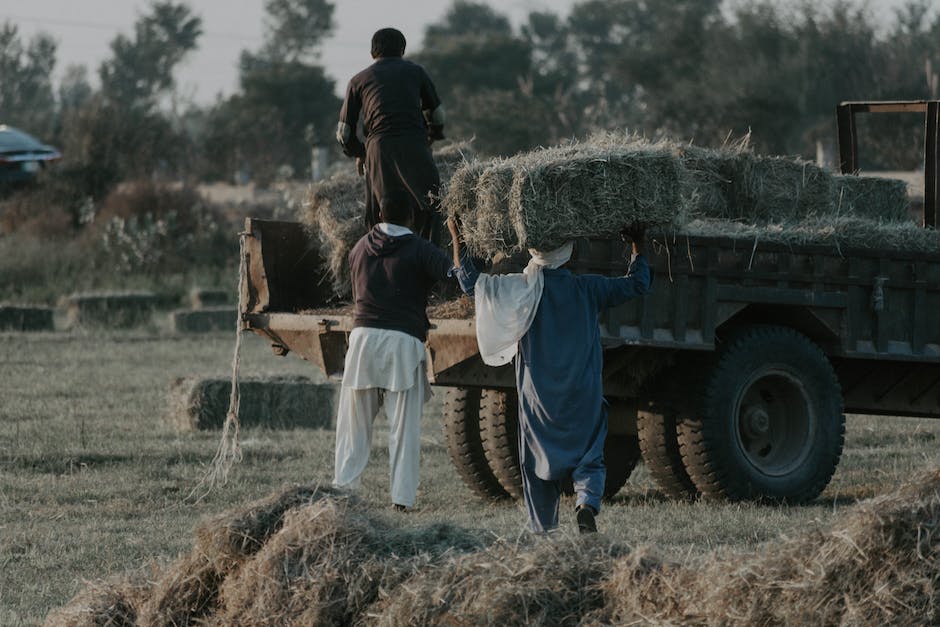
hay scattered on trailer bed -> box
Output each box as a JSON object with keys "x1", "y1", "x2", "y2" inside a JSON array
[
  {"x1": 62, "y1": 291, "x2": 164, "y2": 329},
  {"x1": 670, "y1": 216, "x2": 940, "y2": 254},
  {"x1": 0, "y1": 304, "x2": 54, "y2": 331},
  {"x1": 166, "y1": 375, "x2": 337, "y2": 430},
  {"x1": 51, "y1": 468, "x2": 940, "y2": 625},
  {"x1": 302, "y1": 142, "x2": 477, "y2": 298}
]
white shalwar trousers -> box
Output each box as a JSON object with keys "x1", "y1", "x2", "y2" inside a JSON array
[{"x1": 332, "y1": 327, "x2": 429, "y2": 507}]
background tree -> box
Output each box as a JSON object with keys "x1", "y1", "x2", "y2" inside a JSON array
[
  {"x1": 0, "y1": 22, "x2": 58, "y2": 138},
  {"x1": 198, "y1": 0, "x2": 340, "y2": 184}
]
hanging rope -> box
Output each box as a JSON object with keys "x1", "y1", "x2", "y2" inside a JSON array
[{"x1": 189, "y1": 233, "x2": 248, "y2": 501}]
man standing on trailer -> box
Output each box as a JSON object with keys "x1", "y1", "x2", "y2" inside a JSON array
[
  {"x1": 448, "y1": 219, "x2": 651, "y2": 533},
  {"x1": 336, "y1": 27, "x2": 446, "y2": 241},
  {"x1": 332, "y1": 190, "x2": 455, "y2": 511}
]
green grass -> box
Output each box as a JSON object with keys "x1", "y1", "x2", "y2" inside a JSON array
[{"x1": 2, "y1": 330, "x2": 940, "y2": 625}]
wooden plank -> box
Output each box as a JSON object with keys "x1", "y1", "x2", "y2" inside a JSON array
[
  {"x1": 875, "y1": 258, "x2": 890, "y2": 354},
  {"x1": 913, "y1": 262, "x2": 928, "y2": 355},
  {"x1": 702, "y1": 247, "x2": 719, "y2": 345}
]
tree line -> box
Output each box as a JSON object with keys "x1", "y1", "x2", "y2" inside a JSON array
[{"x1": 2, "y1": 0, "x2": 938, "y2": 201}]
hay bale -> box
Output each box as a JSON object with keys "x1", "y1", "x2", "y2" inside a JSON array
[
  {"x1": 303, "y1": 141, "x2": 478, "y2": 299},
  {"x1": 832, "y1": 174, "x2": 912, "y2": 221},
  {"x1": 62, "y1": 291, "x2": 161, "y2": 329},
  {"x1": 189, "y1": 287, "x2": 230, "y2": 309},
  {"x1": 170, "y1": 307, "x2": 237, "y2": 333},
  {"x1": 166, "y1": 376, "x2": 337, "y2": 430},
  {"x1": 0, "y1": 304, "x2": 54, "y2": 331}
]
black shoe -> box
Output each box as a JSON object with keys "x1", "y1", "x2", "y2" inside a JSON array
[
  {"x1": 392, "y1": 503, "x2": 409, "y2": 513},
  {"x1": 576, "y1": 505, "x2": 597, "y2": 534}
]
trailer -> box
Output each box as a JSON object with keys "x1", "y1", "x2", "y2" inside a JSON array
[{"x1": 239, "y1": 101, "x2": 940, "y2": 503}]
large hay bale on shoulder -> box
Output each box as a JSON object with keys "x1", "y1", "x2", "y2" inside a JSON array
[
  {"x1": 166, "y1": 376, "x2": 337, "y2": 430},
  {"x1": 445, "y1": 138, "x2": 687, "y2": 256},
  {"x1": 62, "y1": 291, "x2": 161, "y2": 329},
  {"x1": 188, "y1": 287, "x2": 230, "y2": 309},
  {"x1": 832, "y1": 174, "x2": 912, "y2": 222},
  {"x1": 0, "y1": 304, "x2": 54, "y2": 331},
  {"x1": 169, "y1": 307, "x2": 237, "y2": 333}
]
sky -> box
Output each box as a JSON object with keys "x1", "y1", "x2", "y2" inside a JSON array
[
  {"x1": 0, "y1": 0, "x2": 579, "y2": 105},
  {"x1": 0, "y1": 0, "x2": 914, "y2": 105}
]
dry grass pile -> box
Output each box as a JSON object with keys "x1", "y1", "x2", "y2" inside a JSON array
[
  {"x1": 0, "y1": 304, "x2": 54, "y2": 331},
  {"x1": 600, "y1": 467, "x2": 940, "y2": 625},
  {"x1": 62, "y1": 291, "x2": 163, "y2": 329},
  {"x1": 50, "y1": 468, "x2": 939, "y2": 625},
  {"x1": 50, "y1": 485, "x2": 485, "y2": 626},
  {"x1": 446, "y1": 133, "x2": 914, "y2": 257},
  {"x1": 169, "y1": 307, "x2": 237, "y2": 333},
  {"x1": 165, "y1": 375, "x2": 337, "y2": 430},
  {"x1": 427, "y1": 294, "x2": 474, "y2": 319},
  {"x1": 302, "y1": 141, "x2": 476, "y2": 298},
  {"x1": 188, "y1": 286, "x2": 230, "y2": 309},
  {"x1": 43, "y1": 578, "x2": 151, "y2": 627},
  {"x1": 371, "y1": 536, "x2": 628, "y2": 625}
]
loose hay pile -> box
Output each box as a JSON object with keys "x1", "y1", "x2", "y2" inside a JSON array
[
  {"x1": 303, "y1": 141, "x2": 476, "y2": 297},
  {"x1": 166, "y1": 375, "x2": 337, "y2": 430},
  {"x1": 51, "y1": 468, "x2": 940, "y2": 626}
]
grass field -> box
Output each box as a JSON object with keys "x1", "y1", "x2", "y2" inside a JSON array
[{"x1": 2, "y1": 330, "x2": 940, "y2": 625}]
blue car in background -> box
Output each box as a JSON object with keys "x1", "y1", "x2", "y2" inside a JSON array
[{"x1": 0, "y1": 125, "x2": 62, "y2": 184}]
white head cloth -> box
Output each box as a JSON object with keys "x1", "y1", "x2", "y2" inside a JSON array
[{"x1": 474, "y1": 241, "x2": 574, "y2": 366}]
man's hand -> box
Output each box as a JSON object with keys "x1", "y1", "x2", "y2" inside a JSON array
[
  {"x1": 619, "y1": 222, "x2": 646, "y2": 257},
  {"x1": 356, "y1": 157, "x2": 365, "y2": 177}
]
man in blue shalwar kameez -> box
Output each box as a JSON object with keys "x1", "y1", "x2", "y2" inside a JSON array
[{"x1": 448, "y1": 218, "x2": 651, "y2": 533}]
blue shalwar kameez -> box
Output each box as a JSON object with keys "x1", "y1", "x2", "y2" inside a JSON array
[{"x1": 457, "y1": 254, "x2": 651, "y2": 532}]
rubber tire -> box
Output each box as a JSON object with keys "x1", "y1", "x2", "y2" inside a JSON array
[
  {"x1": 479, "y1": 388, "x2": 640, "y2": 500},
  {"x1": 638, "y1": 410, "x2": 698, "y2": 500},
  {"x1": 601, "y1": 433, "x2": 642, "y2": 499},
  {"x1": 442, "y1": 388, "x2": 509, "y2": 500},
  {"x1": 479, "y1": 389, "x2": 524, "y2": 499},
  {"x1": 677, "y1": 326, "x2": 845, "y2": 503}
]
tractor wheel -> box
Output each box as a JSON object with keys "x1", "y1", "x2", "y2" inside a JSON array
[
  {"x1": 638, "y1": 410, "x2": 698, "y2": 500},
  {"x1": 601, "y1": 433, "x2": 642, "y2": 499},
  {"x1": 442, "y1": 387, "x2": 509, "y2": 499},
  {"x1": 677, "y1": 326, "x2": 845, "y2": 503},
  {"x1": 479, "y1": 388, "x2": 524, "y2": 499}
]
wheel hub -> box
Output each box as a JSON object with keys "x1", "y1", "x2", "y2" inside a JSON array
[{"x1": 743, "y1": 406, "x2": 770, "y2": 436}]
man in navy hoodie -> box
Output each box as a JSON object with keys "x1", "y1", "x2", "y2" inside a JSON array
[{"x1": 332, "y1": 190, "x2": 453, "y2": 510}]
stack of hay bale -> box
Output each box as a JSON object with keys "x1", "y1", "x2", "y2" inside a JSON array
[
  {"x1": 169, "y1": 287, "x2": 236, "y2": 333},
  {"x1": 443, "y1": 133, "x2": 927, "y2": 257},
  {"x1": 0, "y1": 304, "x2": 55, "y2": 331},
  {"x1": 62, "y1": 291, "x2": 163, "y2": 329},
  {"x1": 301, "y1": 141, "x2": 476, "y2": 298}
]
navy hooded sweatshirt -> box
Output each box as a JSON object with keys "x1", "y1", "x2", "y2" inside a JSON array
[{"x1": 348, "y1": 225, "x2": 453, "y2": 342}]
